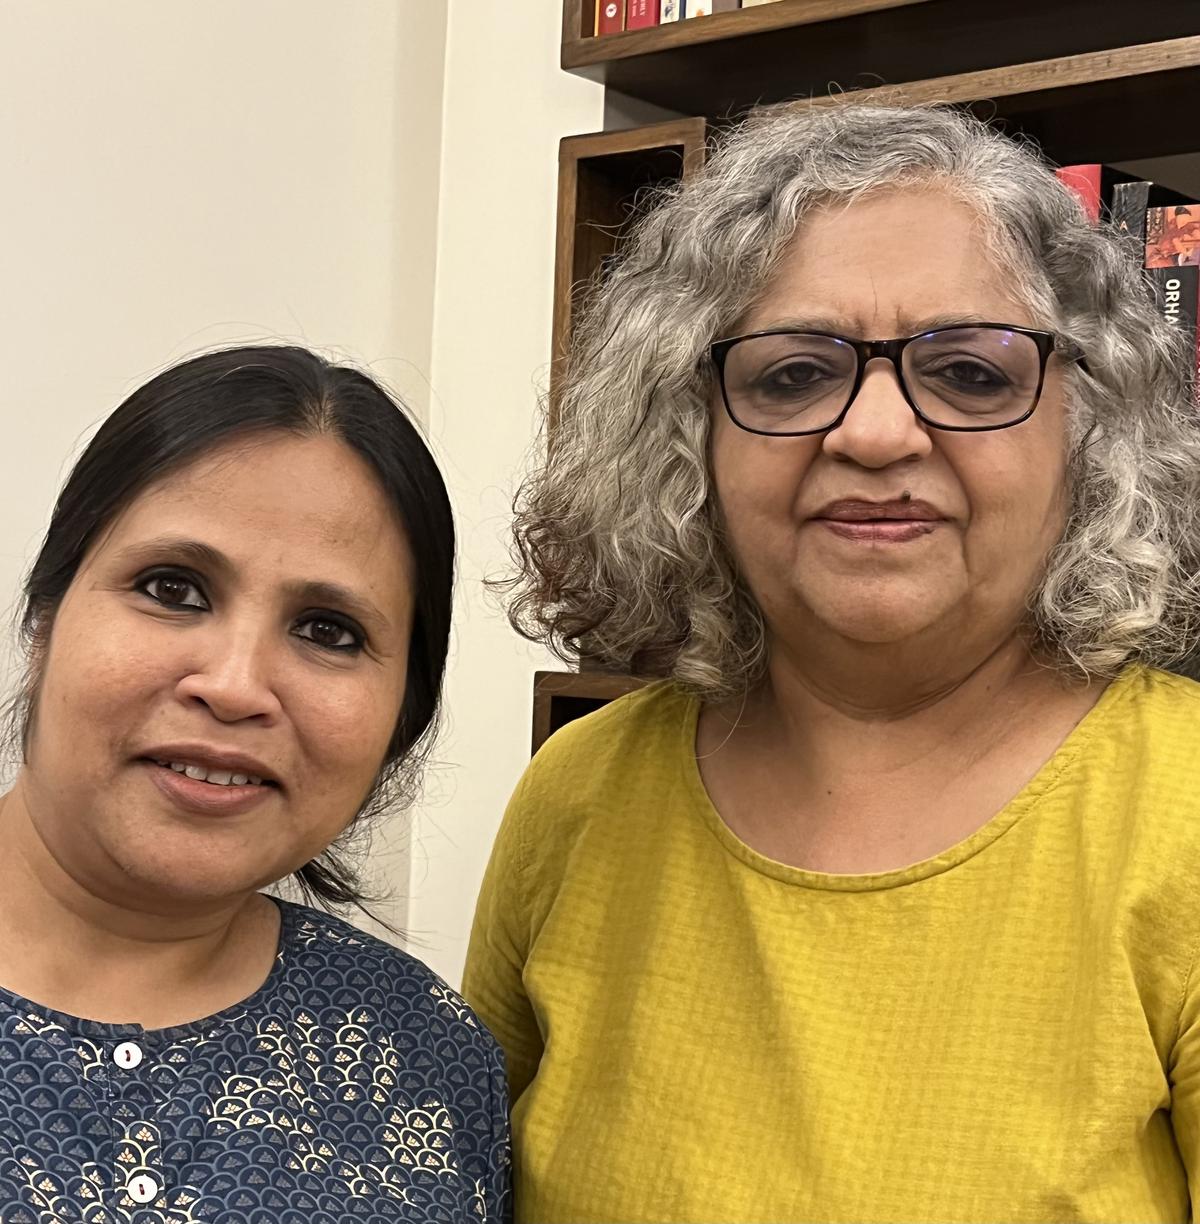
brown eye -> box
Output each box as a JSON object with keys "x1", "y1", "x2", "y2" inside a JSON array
[
  {"x1": 294, "y1": 616, "x2": 362, "y2": 653},
  {"x1": 141, "y1": 573, "x2": 207, "y2": 609}
]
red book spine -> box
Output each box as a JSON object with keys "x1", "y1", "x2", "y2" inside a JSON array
[
  {"x1": 627, "y1": 0, "x2": 659, "y2": 27},
  {"x1": 1055, "y1": 164, "x2": 1103, "y2": 223},
  {"x1": 596, "y1": 0, "x2": 626, "y2": 34}
]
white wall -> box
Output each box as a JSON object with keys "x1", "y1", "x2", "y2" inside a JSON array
[
  {"x1": 413, "y1": 4, "x2": 604, "y2": 985},
  {"x1": 0, "y1": 0, "x2": 605, "y2": 971},
  {"x1": 0, "y1": 0, "x2": 450, "y2": 933}
]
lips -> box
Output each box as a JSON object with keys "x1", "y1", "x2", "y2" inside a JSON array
[
  {"x1": 811, "y1": 497, "x2": 945, "y2": 543},
  {"x1": 813, "y1": 498, "x2": 943, "y2": 523},
  {"x1": 156, "y1": 760, "x2": 266, "y2": 787},
  {"x1": 139, "y1": 744, "x2": 279, "y2": 787}
]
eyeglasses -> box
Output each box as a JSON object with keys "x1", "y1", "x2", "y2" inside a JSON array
[{"x1": 709, "y1": 324, "x2": 1075, "y2": 437}]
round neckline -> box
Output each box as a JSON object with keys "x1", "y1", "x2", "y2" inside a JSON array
[
  {"x1": 0, "y1": 895, "x2": 297, "y2": 1042},
  {"x1": 679, "y1": 665, "x2": 1141, "y2": 892}
]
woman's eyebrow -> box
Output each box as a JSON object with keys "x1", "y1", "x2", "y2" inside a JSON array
[
  {"x1": 115, "y1": 537, "x2": 390, "y2": 633},
  {"x1": 281, "y1": 580, "x2": 390, "y2": 634},
  {"x1": 115, "y1": 536, "x2": 233, "y2": 575}
]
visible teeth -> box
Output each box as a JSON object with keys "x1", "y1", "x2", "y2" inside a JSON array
[{"x1": 158, "y1": 761, "x2": 265, "y2": 787}]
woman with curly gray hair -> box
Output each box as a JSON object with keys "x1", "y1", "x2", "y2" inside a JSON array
[{"x1": 465, "y1": 102, "x2": 1200, "y2": 1223}]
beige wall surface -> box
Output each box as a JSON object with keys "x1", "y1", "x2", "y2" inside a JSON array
[
  {"x1": 0, "y1": 0, "x2": 448, "y2": 935},
  {"x1": 0, "y1": 0, "x2": 604, "y2": 972},
  {"x1": 414, "y1": 3, "x2": 604, "y2": 985}
]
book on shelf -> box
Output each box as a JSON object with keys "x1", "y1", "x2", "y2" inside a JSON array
[
  {"x1": 1145, "y1": 205, "x2": 1200, "y2": 403},
  {"x1": 1054, "y1": 164, "x2": 1138, "y2": 224},
  {"x1": 596, "y1": 0, "x2": 625, "y2": 34},
  {"x1": 597, "y1": 0, "x2": 753, "y2": 27},
  {"x1": 1111, "y1": 181, "x2": 1194, "y2": 246},
  {"x1": 627, "y1": 0, "x2": 659, "y2": 27}
]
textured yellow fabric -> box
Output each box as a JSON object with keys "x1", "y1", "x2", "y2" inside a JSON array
[{"x1": 464, "y1": 666, "x2": 1200, "y2": 1223}]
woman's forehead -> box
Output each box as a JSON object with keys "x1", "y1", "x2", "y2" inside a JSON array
[
  {"x1": 89, "y1": 434, "x2": 414, "y2": 595},
  {"x1": 745, "y1": 189, "x2": 1030, "y2": 334}
]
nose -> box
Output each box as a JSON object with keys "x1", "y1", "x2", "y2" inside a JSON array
[
  {"x1": 174, "y1": 621, "x2": 284, "y2": 725},
  {"x1": 822, "y1": 358, "x2": 933, "y2": 468}
]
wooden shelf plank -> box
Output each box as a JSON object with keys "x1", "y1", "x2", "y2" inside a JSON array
[
  {"x1": 563, "y1": 1, "x2": 1200, "y2": 134},
  {"x1": 810, "y1": 35, "x2": 1200, "y2": 109},
  {"x1": 563, "y1": 0, "x2": 935, "y2": 69}
]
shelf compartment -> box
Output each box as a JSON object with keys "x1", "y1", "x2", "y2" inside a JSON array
[
  {"x1": 551, "y1": 117, "x2": 707, "y2": 419},
  {"x1": 802, "y1": 36, "x2": 1200, "y2": 164},
  {"x1": 563, "y1": 0, "x2": 936, "y2": 66}
]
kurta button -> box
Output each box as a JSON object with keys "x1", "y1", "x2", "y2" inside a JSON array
[
  {"x1": 113, "y1": 1041, "x2": 143, "y2": 1069},
  {"x1": 127, "y1": 1172, "x2": 159, "y2": 1203}
]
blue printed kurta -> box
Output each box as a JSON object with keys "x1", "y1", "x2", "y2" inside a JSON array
[{"x1": 0, "y1": 899, "x2": 511, "y2": 1222}]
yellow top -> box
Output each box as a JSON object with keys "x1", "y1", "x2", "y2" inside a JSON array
[{"x1": 464, "y1": 666, "x2": 1200, "y2": 1223}]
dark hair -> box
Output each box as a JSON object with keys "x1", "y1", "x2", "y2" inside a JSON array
[{"x1": 11, "y1": 345, "x2": 455, "y2": 910}]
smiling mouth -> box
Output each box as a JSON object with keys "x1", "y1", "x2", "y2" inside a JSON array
[{"x1": 146, "y1": 759, "x2": 276, "y2": 789}]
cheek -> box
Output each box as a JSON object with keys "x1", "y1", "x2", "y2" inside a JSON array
[
  {"x1": 711, "y1": 417, "x2": 818, "y2": 543},
  {"x1": 37, "y1": 604, "x2": 166, "y2": 734},
  {"x1": 951, "y1": 439, "x2": 1068, "y2": 563},
  {"x1": 286, "y1": 673, "x2": 406, "y2": 798}
]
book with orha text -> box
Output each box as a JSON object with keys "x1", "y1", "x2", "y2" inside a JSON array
[{"x1": 1145, "y1": 205, "x2": 1200, "y2": 405}]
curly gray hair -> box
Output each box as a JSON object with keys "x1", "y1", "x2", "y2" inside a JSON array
[{"x1": 505, "y1": 101, "x2": 1200, "y2": 697}]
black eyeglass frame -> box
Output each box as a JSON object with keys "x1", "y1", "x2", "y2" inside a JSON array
[{"x1": 709, "y1": 323, "x2": 1077, "y2": 437}]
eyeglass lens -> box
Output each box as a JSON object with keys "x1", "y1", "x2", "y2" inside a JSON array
[{"x1": 721, "y1": 328, "x2": 1043, "y2": 433}]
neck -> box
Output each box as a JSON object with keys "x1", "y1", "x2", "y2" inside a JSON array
[
  {"x1": 723, "y1": 622, "x2": 1084, "y2": 795},
  {"x1": 697, "y1": 625, "x2": 1100, "y2": 875},
  {"x1": 0, "y1": 774, "x2": 277, "y2": 1027},
  {"x1": 765, "y1": 622, "x2": 1043, "y2": 724}
]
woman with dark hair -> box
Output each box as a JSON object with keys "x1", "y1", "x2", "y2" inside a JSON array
[
  {"x1": 466, "y1": 102, "x2": 1200, "y2": 1222},
  {"x1": 0, "y1": 346, "x2": 509, "y2": 1222}
]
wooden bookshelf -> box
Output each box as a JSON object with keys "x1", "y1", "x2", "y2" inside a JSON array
[
  {"x1": 562, "y1": 0, "x2": 942, "y2": 62},
  {"x1": 535, "y1": 0, "x2": 1200, "y2": 748},
  {"x1": 562, "y1": 1, "x2": 1200, "y2": 164},
  {"x1": 551, "y1": 117, "x2": 707, "y2": 420}
]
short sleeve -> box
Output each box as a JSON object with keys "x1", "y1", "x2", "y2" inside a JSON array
[{"x1": 462, "y1": 772, "x2": 545, "y2": 1103}]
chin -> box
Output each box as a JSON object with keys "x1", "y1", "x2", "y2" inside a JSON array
[
  {"x1": 808, "y1": 598, "x2": 951, "y2": 645},
  {"x1": 108, "y1": 843, "x2": 285, "y2": 908}
]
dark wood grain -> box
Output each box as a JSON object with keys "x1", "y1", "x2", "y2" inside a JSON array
[
  {"x1": 563, "y1": 1, "x2": 1200, "y2": 131},
  {"x1": 564, "y1": 0, "x2": 936, "y2": 67},
  {"x1": 795, "y1": 37, "x2": 1200, "y2": 164}
]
